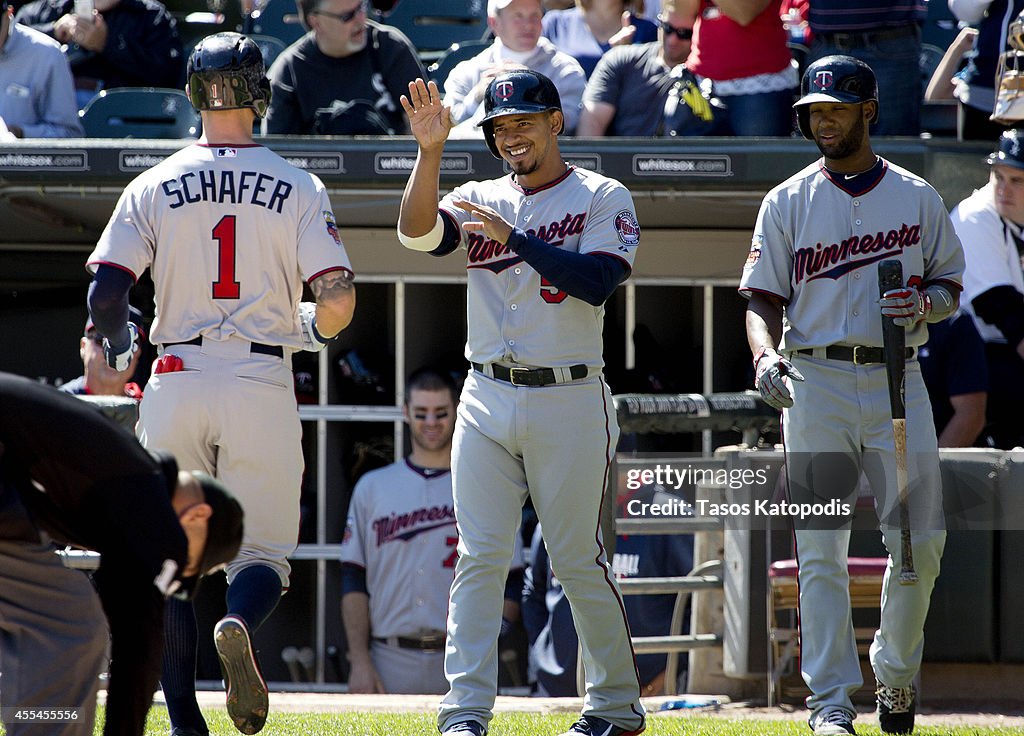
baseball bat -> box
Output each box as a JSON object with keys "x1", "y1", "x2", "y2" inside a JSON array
[{"x1": 878, "y1": 259, "x2": 918, "y2": 585}]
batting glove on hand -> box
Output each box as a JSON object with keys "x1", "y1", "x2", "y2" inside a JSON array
[
  {"x1": 879, "y1": 286, "x2": 928, "y2": 327},
  {"x1": 103, "y1": 322, "x2": 140, "y2": 372},
  {"x1": 754, "y1": 347, "x2": 805, "y2": 410},
  {"x1": 299, "y1": 302, "x2": 329, "y2": 352}
]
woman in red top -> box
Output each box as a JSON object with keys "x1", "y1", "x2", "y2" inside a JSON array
[{"x1": 680, "y1": 0, "x2": 798, "y2": 135}]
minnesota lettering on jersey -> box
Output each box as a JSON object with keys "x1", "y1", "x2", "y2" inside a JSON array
[
  {"x1": 372, "y1": 505, "x2": 456, "y2": 547},
  {"x1": 467, "y1": 212, "x2": 587, "y2": 272},
  {"x1": 795, "y1": 223, "x2": 921, "y2": 283},
  {"x1": 161, "y1": 169, "x2": 293, "y2": 212}
]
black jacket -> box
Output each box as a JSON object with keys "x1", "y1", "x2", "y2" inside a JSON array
[
  {"x1": 0, "y1": 372, "x2": 189, "y2": 736},
  {"x1": 15, "y1": 0, "x2": 184, "y2": 89}
]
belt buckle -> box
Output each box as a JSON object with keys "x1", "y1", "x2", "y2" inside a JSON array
[
  {"x1": 420, "y1": 634, "x2": 444, "y2": 649},
  {"x1": 508, "y1": 367, "x2": 530, "y2": 386},
  {"x1": 852, "y1": 346, "x2": 869, "y2": 364}
]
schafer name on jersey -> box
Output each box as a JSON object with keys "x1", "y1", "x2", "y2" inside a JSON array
[
  {"x1": 372, "y1": 504, "x2": 456, "y2": 547},
  {"x1": 466, "y1": 211, "x2": 587, "y2": 273},
  {"x1": 795, "y1": 222, "x2": 921, "y2": 283},
  {"x1": 161, "y1": 169, "x2": 294, "y2": 212}
]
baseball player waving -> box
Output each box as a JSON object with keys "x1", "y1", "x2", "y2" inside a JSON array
[{"x1": 398, "y1": 71, "x2": 645, "y2": 736}]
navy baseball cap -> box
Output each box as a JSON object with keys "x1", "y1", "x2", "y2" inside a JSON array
[
  {"x1": 85, "y1": 305, "x2": 147, "y2": 340},
  {"x1": 986, "y1": 129, "x2": 1024, "y2": 170}
]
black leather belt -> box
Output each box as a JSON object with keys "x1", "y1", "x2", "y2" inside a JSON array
[
  {"x1": 471, "y1": 361, "x2": 588, "y2": 387},
  {"x1": 164, "y1": 336, "x2": 284, "y2": 358},
  {"x1": 794, "y1": 345, "x2": 915, "y2": 365},
  {"x1": 372, "y1": 635, "x2": 445, "y2": 651},
  {"x1": 818, "y1": 24, "x2": 917, "y2": 46}
]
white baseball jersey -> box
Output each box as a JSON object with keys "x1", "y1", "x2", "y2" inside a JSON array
[
  {"x1": 87, "y1": 143, "x2": 352, "y2": 348},
  {"x1": 949, "y1": 181, "x2": 1024, "y2": 344},
  {"x1": 340, "y1": 459, "x2": 523, "y2": 638},
  {"x1": 739, "y1": 158, "x2": 964, "y2": 349},
  {"x1": 439, "y1": 166, "x2": 640, "y2": 368}
]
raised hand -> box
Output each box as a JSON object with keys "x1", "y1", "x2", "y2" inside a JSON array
[
  {"x1": 452, "y1": 199, "x2": 513, "y2": 244},
  {"x1": 400, "y1": 78, "x2": 453, "y2": 150}
]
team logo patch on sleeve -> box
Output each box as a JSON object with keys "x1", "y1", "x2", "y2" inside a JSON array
[
  {"x1": 614, "y1": 210, "x2": 641, "y2": 245},
  {"x1": 323, "y1": 211, "x2": 341, "y2": 244},
  {"x1": 746, "y1": 235, "x2": 763, "y2": 266}
]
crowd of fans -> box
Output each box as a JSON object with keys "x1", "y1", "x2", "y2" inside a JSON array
[{"x1": 3, "y1": 0, "x2": 1021, "y2": 141}]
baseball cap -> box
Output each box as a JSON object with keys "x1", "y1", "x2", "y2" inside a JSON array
[
  {"x1": 85, "y1": 305, "x2": 147, "y2": 340},
  {"x1": 487, "y1": 0, "x2": 515, "y2": 15},
  {"x1": 986, "y1": 129, "x2": 1024, "y2": 170}
]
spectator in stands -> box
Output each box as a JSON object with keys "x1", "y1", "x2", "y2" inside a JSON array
[
  {"x1": 0, "y1": 0, "x2": 83, "y2": 137},
  {"x1": 949, "y1": 0, "x2": 1024, "y2": 141},
  {"x1": 523, "y1": 514, "x2": 693, "y2": 696},
  {"x1": 541, "y1": 0, "x2": 659, "y2": 78},
  {"x1": 950, "y1": 128, "x2": 1024, "y2": 449},
  {"x1": 263, "y1": 0, "x2": 426, "y2": 135},
  {"x1": 15, "y1": 0, "x2": 183, "y2": 110},
  {"x1": 918, "y1": 310, "x2": 988, "y2": 447},
  {"x1": 678, "y1": 0, "x2": 798, "y2": 136},
  {"x1": 443, "y1": 0, "x2": 586, "y2": 137},
  {"x1": 577, "y1": 0, "x2": 718, "y2": 136},
  {"x1": 340, "y1": 367, "x2": 524, "y2": 694},
  {"x1": 924, "y1": 25, "x2": 977, "y2": 103},
  {"x1": 60, "y1": 307, "x2": 146, "y2": 398},
  {"x1": 803, "y1": 0, "x2": 926, "y2": 136}
]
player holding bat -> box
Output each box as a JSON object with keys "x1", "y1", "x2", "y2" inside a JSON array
[{"x1": 739, "y1": 55, "x2": 964, "y2": 736}]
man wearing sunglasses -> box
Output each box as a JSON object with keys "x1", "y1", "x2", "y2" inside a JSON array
[
  {"x1": 60, "y1": 306, "x2": 147, "y2": 398},
  {"x1": 263, "y1": 0, "x2": 426, "y2": 135},
  {"x1": 577, "y1": 0, "x2": 715, "y2": 136}
]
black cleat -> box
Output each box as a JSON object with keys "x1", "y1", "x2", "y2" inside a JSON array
[
  {"x1": 558, "y1": 714, "x2": 646, "y2": 736},
  {"x1": 876, "y1": 679, "x2": 916, "y2": 734}
]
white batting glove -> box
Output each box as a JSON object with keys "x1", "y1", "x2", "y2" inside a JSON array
[
  {"x1": 754, "y1": 347, "x2": 805, "y2": 410},
  {"x1": 879, "y1": 286, "x2": 929, "y2": 327},
  {"x1": 299, "y1": 302, "x2": 329, "y2": 352},
  {"x1": 103, "y1": 322, "x2": 140, "y2": 372}
]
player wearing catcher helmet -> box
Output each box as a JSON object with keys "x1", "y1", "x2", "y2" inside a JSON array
[
  {"x1": 85, "y1": 32, "x2": 356, "y2": 736},
  {"x1": 398, "y1": 69, "x2": 644, "y2": 736},
  {"x1": 742, "y1": 56, "x2": 963, "y2": 736},
  {"x1": 0, "y1": 372, "x2": 244, "y2": 736}
]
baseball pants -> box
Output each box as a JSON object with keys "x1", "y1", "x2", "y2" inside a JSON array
[
  {"x1": 783, "y1": 355, "x2": 945, "y2": 720},
  {"x1": 0, "y1": 538, "x2": 107, "y2": 736},
  {"x1": 138, "y1": 337, "x2": 303, "y2": 585},
  {"x1": 438, "y1": 371, "x2": 644, "y2": 732},
  {"x1": 371, "y1": 641, "x2": 448, "y2": 695}
]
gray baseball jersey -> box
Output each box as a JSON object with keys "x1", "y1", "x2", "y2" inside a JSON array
[
  {"x1": 739, "y1": 157, "x2": 962, "y2": 721},
  {"x1": 949, "y1": 181, "x2": 1024, "y2": 344},
  {"x1": 439, "y1": 166, "x2": 639, "y2": 368},
  {"x1": 86, "y1": 142, "x2": 353, "y2": 583},
  {"x1": 434, "y1": 165, "x2": 645, "y2": 732},
  {"x1": 739, "y1": 158, "x2": 964, "y2": 349}
]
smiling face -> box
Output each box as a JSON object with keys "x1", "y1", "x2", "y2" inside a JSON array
[
  {"x1": 405, "y1": 388, "x2": 456, "y2": 454},
  {"x1": 489, "y1": 110, "x2": 564, "y2": 182}
]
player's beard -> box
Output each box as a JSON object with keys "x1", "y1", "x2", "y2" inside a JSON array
[{"x1": 814, "y1": 114, "x2": 867, "y2": 161}]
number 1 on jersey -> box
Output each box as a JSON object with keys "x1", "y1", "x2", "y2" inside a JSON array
[{"x1": 212, "y1": 215, "x2": 240, "y2": 299}]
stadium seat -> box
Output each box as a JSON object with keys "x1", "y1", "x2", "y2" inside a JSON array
[
  {"x1": 375, "y1": 0, "x2": 490, "y2": 62},
  {"x1": 249, "y1": 33, "x2": 289, "y2": 68},
  {"x1": 79, "y1": 88, "x2": 201, "y2": 139},
  {"x1": 427, "y1": 39, "x2": 490, "y2": 84},
  {"x1": 244, "y1": 0, "x2": 305, "y2": 47}
]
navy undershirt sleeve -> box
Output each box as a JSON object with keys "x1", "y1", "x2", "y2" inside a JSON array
[
  {"x1": 87, "y1": 265, "x2": 135, "y2": 348},
  {"x1": 341, "y1": 562, "x2": 369, "y2": 596},
  {"x1": 504, "y1": 228, "x2": 629, "y2": 306}
]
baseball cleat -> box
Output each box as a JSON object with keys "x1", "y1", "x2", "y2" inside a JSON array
[
  {"x1": 876, "y1": 679, "x2": 916, "y2": 734},
  {"x1": 440, "y1": 721, "x2": 488, "y2": 735},
  {"x1": 809, "y1": 707, "x2": 856, "y2": 735},
  {"x1": 557, "y1": 715, "x2": 646, "y2": 736},
  {"x1": 214, "y1": 615, "x2": 268, "y2": 735}
]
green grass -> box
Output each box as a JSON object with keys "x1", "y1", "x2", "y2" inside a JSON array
[{"x1": 117, "y1": 708, "x2": 1024, "y2": 736}]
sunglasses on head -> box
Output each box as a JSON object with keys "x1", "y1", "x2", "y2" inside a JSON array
[
  {"x1": 313, "y1": 0, "x2": 367, "y2": 23},
  {"x1": 660, "y1": 20, "x2": 693, "y2": 40}
]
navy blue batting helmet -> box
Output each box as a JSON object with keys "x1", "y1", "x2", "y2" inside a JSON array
[
  {"x1": 187, "y1": 32, "x2": 272, "y2": 118},
  {"x1": 476, "y1": 70, "x2": 563, "y2": 159},
  {"x1": 793, "y1": 55, "x2": 879, "y2": 139}
]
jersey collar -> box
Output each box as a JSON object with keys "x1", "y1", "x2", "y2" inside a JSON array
[
  {"x1": 510, "y1": 165, "x2": 575, "y2": 195},
  {"x1": 821, "y1": 156, "x2": 887, "y2": 196}
]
